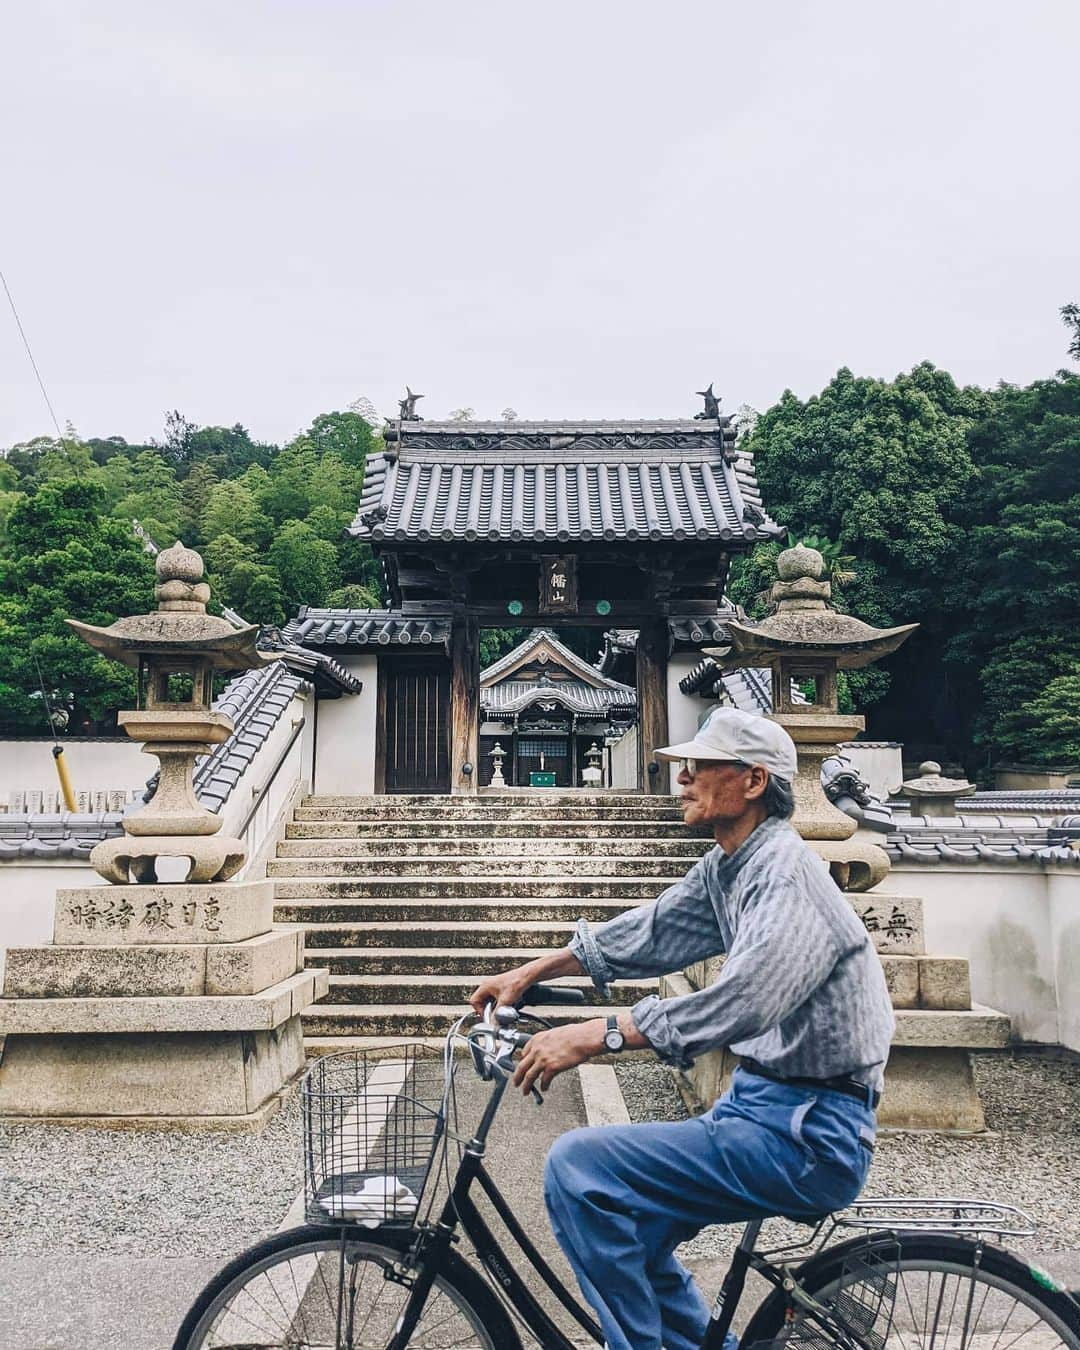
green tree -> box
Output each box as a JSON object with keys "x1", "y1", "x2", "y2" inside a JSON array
[
  {"x1": 112, "y1": 449, "x2": 185, "y2": 543},
  {"x1": 225, "y1": 561, "x2": 286, "y2": 625},
  {"x1": 947, "y1": 370, "x2": 1080, "y2": 761},
  {"x1": 734, "y1": 363, "x2": 986, "y2": 752},
  {"x1": 297, "y1": 410, "x2": 375, "y2": 469},
  {"x1": 268, "y1": 520, "x2": 340, "y2": 609},
  {"x1": 0, "y1": 481, "x2": 154, "y2": 731},
  {"x1": 327, "y1": 582, "x2": 382, "y2": 608},
  {"x1": 200, "y1": 479, "x2": 271, "y2": 550},
  {"x1": 994, "y1": 670, "x2": 1080, "y2": 767}
]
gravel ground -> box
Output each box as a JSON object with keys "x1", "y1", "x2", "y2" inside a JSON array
[
  {"x1": 0, "y1": 1095, "x2": 303, "y2": 1257},
  {"x1": 615, "y1": 1050, "x2": 1080, "y2": 1260},
  {"x1": 2, "y1": 1051, "x2": 1076, "y2": 1261}
]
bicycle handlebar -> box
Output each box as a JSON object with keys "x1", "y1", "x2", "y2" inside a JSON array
[{"x1": 517, "y1": 982, "x2": 587, "y2": 1007}]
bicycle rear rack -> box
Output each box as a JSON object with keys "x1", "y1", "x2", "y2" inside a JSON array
[{"x1": 838, "y1": 1197, "x2": 1035, "y2": 1238}]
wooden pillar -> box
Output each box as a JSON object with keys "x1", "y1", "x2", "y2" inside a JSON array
[
  {"x1": 636, "y1": 619, "x2": 670, "y2": 795},
  {"x1": 450, "y1": 614, "x2": 480, "y2": 794}
]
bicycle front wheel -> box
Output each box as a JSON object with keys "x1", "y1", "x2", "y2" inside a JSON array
[
  {"x1": 173, "y1": 1223, "x2": 523, "y2": 1349},
  {"x1": 742, "y1": 1233, "x2": 1080, "y2": 1350}
]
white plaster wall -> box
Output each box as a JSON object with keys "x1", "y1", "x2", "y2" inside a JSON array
[
  {"x1": 223, "y1": 691, "x2": 311, "y2": 877},
  {"x1": 838, "y1": 742, "x2": 903, "y2": 799},
  {"x1": 666, "y1": 654, "x2": 713, "y2": 793},
  {"x1": 1047, "y1": 868, "x2": 1080, "y2": 1052},
  {"x1": 0, "y1": 859, "x2": 98, "y2": 984},
  {"x1": 878, "y1": 863, "x2": 1069, "y2": 1047},
  {"x1": 609, "y1": 725, "x2": 639, "y2": 789},
  {"x1": 313, "y1": 656, "x2": 378, "y2": 795},
  {"x1": 0, "y1": 739, "x2": 149, "y2": 805}
]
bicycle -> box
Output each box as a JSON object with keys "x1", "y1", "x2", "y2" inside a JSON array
[{"x1": 174, "y1": 985, "x2": 1080, "y2": 1349}]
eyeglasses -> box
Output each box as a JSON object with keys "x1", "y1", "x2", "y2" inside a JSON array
[{"x1": 678, "y1": 758, "x2": 749, "y2": 778}]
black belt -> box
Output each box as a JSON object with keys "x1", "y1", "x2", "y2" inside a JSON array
[{"x1": 738, "y1": 1057, "x2": 880, "y2": 1109}]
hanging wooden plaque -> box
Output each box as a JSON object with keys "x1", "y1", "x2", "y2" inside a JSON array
[{"x1": 539, "y1": 555, "x2": 578, "y2": 615}]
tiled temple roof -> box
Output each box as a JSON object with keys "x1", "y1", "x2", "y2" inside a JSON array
[
  {"x1": 285, "y1": 609, "x2": 452, "y2": 650},
  {"x1": 482, "y1": 679, "x2": 636, "y2": 717},
  {"x1": 480, "y1": 629, "x2": 636, "y2": 718},
  {"x1": 350, "y1": 419, "x2": 782, "y2": 545}
]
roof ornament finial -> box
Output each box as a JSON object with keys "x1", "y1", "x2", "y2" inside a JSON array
[
  {"x1": 694, "y1": 382, "x2": 722, "y2": 420},
  {"x1": 398, "y1": 387, "x2": 424, "y2": 420}
]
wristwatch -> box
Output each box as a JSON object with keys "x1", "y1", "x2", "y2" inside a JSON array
[{"x1": 603, "y1": 1014, "x2": 625, "y2": 1053}]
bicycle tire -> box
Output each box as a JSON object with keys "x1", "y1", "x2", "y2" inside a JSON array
[
  {"x1": 741, "y1": 1232, "x2": 1080, "y2": 1350},
  {"x1": 172, "y1": 1222, "x2": 524, "y2": 1349}
]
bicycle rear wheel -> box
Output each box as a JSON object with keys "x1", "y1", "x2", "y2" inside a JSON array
[
  {"x1": 173, "y1": 1223, "x2": 523, "y2": 1349},
  {"x1": 742, "y1": 1233, "x2": 1080, "y2": 1350}
]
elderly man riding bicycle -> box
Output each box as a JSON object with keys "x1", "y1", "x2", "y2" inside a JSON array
[{"x1": 470, "y1": 706, "x2": 894, "y2": 1350}]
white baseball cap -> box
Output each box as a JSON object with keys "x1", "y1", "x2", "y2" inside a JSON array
[{"x1": 655, "y1": 707, "x2": 798, "y2": 783}]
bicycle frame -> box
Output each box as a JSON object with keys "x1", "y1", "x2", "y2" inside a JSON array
[{"x1": 385, "y1": 1045, "x2": 784, "y2": 1350}]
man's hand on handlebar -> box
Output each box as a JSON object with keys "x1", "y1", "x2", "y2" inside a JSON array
[
  {"x1": 513, "y1": 1021, "x2": 606, "y2": 1095},
  {"x1": 468, "y1": 969, "x2": 534, "y2": 1017},
  {"x1": 468, "y1": 947, "x2": 586, "y2": 1017}
]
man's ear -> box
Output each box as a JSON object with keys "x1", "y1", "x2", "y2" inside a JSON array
[{"x1": 745, "y1": 765, "x2": 769, "y2": 801}]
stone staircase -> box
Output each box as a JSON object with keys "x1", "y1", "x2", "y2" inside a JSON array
[
  {"x1": 270, "y1": 792, "x2": 705, "y2": 1041},
  {"x1": 269, "y1": 793, "x2": 1010, "y2": 1129}
]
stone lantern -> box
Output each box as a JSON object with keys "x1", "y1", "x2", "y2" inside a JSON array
[
  {"x1": 678, "y1": 542, "x2": 1012, "y2": 1131},
  {"x1": 582, "y1": 741, "x2": 604, "y2": 788},
  {"x1": 708, "y1": 543, "x2": 917, "y2": 891},
  {"x1": 902, "y1": 761, "x2": 976, "y2": 819},
  {"x1": 0, "y1": 542, "x2": 327, "y2": 1126},
  {"x1": 67, "y1": 541, "x2": 279, "y2": 884},
  {"x1": 489, "y1": 741, "x2": 507, "y2": 788}
]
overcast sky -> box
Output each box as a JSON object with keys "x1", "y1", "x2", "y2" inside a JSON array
[{"x1": 2, "y1": 1, "x2": 1077, "y2": 448}]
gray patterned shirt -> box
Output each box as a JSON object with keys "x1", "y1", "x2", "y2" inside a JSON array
[{"x1": 568, "y1": 815, "x2": 895, "y2": 1090}]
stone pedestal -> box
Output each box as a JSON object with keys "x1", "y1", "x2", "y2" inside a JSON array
[
  {"x1": 0, "y1": 881, "x2": 327, "y2": 1127},
  {"x1": 667, "y1": 889, "x2": 1009, "y2": 1131}
]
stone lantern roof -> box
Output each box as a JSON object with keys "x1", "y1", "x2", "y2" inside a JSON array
[
  {"x1": 66, "y1": 541, "x2": 276, "y2": 672},
  {"x1": 714, "y1": 543, "x2": 917, "y2": 673}
]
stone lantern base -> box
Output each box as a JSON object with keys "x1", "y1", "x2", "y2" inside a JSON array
[
  {"x1": 664, "y1": 891, "x2": 1010, "y2": 1132},
  {"x1": 0, "y1": 880, "x2": 327, "y2": 1128}
]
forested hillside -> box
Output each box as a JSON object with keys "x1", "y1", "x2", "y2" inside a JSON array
[
  {"x1": 2, "y1": 317, "x2": 1078, "y2": 772},
  {"x1": 727, "y1": 330, "x2": 1080, "y2": 772},
  {"x1": 0, "y1": 409, "x2": 384, "y2": 733}
]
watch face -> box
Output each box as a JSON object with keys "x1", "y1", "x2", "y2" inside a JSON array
[{"x1": 604, "y1": 1030, "x2": 623, "y2": 1052}]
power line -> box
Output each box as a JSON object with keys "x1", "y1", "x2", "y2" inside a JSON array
[{"x1": 1, "y1": 268, "x2": 65, "y2": 441}]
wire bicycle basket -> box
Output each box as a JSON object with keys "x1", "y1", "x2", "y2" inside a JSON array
[{"x1": 302, "y1": 1044, "x2": 450, "y2": 1227}]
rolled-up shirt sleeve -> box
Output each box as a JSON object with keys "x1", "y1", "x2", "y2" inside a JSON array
[
  {"x1": 568, "y1": 855, "x2": 725, "y2": 998},
  {"x1": 631, "y1": 877, "x2": 845, "y2": 1067}
]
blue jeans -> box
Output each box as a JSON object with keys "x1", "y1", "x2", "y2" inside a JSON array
[{"x1": 544, "y1": 1067, "x2": 876, "y2": 1350}]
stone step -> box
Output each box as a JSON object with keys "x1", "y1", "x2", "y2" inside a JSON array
[
  {"x1": 300, "y1": 920, "x2": 581, "y2": 949},
  {"x1": 302, "y1": 1001, "x2": 1013, "y2": 1045},
  {"x1": 303, "y1": 793, "x2": 674, "y2": 808},
  {"x1": 302, "y1": 947, "x2": 970, "y2": 1010},
  {"x1": 275, "y1": 896, "x2": 638, "y2": 924},
  {"x1": 295, "y1": 805, "x2": 686, "y2": 822},
  {"x1": 0, "y1": 968, "x2": 330, "y2": 1036},
  {"x1": 287, "y1": 820, "x2": 701, "y2": 840},
  {"x1": 890, "y1": 1004, "x2": 1011, "y2": 1048},
  {"x1": 276, "y1": 837, "x2": 711, "y2": 859},
  {"x1": 2, "y1": 928, "x2": 305, "y2": 1000},
  {"x1": 302, "y1": 1002, "x2": 617, "y2": 1038},
  {"x1": 320, "y1": 973, "x2": 650, "y2": 1007},
  {"x1": 306, "y1": 946, "x2": 572, "y2": 974},
  {"x1": 273, "y1": 877, "x2": 673, "y2": 900},
  {"x1": 268, "y1": 856, "x2": 698, "y2": 879}
]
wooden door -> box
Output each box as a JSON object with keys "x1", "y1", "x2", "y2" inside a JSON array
[{"x1": 383, "y1": 660, "x2": 451, "y2": 794}]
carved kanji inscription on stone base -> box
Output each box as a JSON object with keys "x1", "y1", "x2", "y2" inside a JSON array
[{"x1": 849, "y1": 895, "x2": 924, "y2": 956}]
